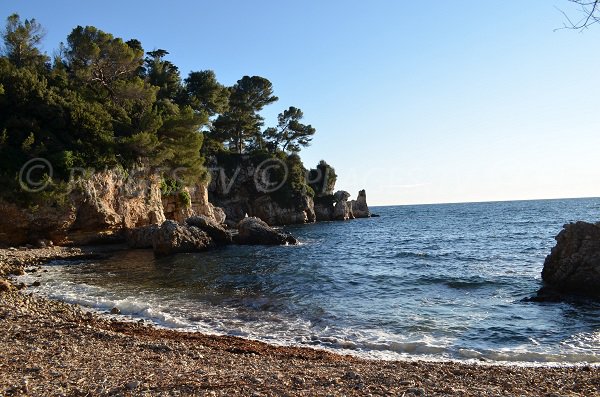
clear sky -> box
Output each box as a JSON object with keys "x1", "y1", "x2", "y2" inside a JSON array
[{"x1": 2, "y1": 1, "x2": 599, "y2": 205}]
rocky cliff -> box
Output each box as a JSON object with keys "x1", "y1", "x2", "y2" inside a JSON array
[{"x1": 0, "y1": 169, "x2": 220, "y2": 247}]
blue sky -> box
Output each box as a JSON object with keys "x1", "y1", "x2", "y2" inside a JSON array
[{"x1": 2, "y1": 1, "x2": 600, "y2": 205}]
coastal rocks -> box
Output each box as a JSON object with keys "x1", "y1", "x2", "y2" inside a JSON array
[
  {"x1": 207, "y1": 154, "x2": 316, "y2": 226},
  {"x1": 314, "y1": 200, "x2": 334, "y2": 221},
  {"x1": 541, "y1": 221, "x2": 600, "y2": 297},
  {"x1": 162, "y1": 183, "x2": 225, "y2": 225},
  {"x1": 152, "y1": 220, "x2": 215, "y2": 257},
  {"x1": 333, "y1": 191, "x2": 354, "y2": 221},
  {"x1": 350, "y1": 190, "x2": 371, "y2": 218},
  {"x1": 126, "y1": 225, "x2": 158, "y2": 249},
  {"x1": 250, "y1": 195, "x2": 316, "y2": 225},
  {"x1": 234, "y1": 217, "x2": 298, "y2": 246},
  {"x1": 186, "y1": 216, "x2": 232, "y2": 245},
  {"x1": 69, "y1": 169, "x2": 165, "y2": 245}
]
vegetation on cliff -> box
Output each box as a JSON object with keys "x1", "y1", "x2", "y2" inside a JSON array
[{"x1": 0, "y1": 13, "x2": 324, "y2": 207}]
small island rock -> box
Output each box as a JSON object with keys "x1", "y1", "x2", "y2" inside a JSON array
[{"x1": 541, "y1": 221, "x2": 600, "y2": 297}]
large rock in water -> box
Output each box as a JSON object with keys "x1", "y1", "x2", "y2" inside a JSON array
[
  {"x1": 350, "y1": 190, "x2": 371, "y2": 218},
  {"x1": 235, "y1": 217, "x2": 297, "y2": 245},
  {"x1": 333, "y1": 191, "x2": 354, "y2": 221},
  {"x1": 152, "y1": 220, "x2": 215, "y2": 257},
  {"x1": 541, "y1": 221, "x2": 600, "y2": 297},
  {"x1": 186, "y1": 215, "x2": 232, "y2": 245}
]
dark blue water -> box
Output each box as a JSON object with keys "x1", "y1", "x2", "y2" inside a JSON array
[{"x1": 24, "y1": 198, "x2": 600, "y2": 363}]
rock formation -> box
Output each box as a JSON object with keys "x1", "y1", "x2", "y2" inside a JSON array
[
  {"x1": 152, "y1": 220, "x2": 215, "y2": 257},
  {"x1": 350, "y1": 190, "x2": 371, "y2": 218},
  {"x1": 333, "y1": 191, "x2": 353, "y2": 221},
  {"x1": 0, "y1": 169, "x2": 227, "y2": 247},
  {"x1": 541, "y1": 221, "x2": 600, "y2": 297},
  {"x1": 186, "y1": 215, "x2": 232, "y2": 246},
  {"x1": 207, "y1": 155, "x2": 315, "y2": 226},
  {"x1": 234, "y1": 217, "x2": 298, "y2": 245}
]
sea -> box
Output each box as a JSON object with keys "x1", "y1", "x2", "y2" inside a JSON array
[{"x1": 19, "y1": 197, "x2": 600, "y2": 364}]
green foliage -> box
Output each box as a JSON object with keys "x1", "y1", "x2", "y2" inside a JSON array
[
  {"x1": 212, "y1": 75, "x2": 278, "y2": 153},
  {"x1": 179, "y1": 189, "x2": 191, "y2": 208},
  {"x1": 0, "y1": 13, "x2": 323, "y2": 208},
  {"x1": 308, "y1": 160, "x2": 337, "y2": 196},
  {"x1": 264, "y1": 106, "x2": 316, "y2": 153},
  {"x1": 1, "y1": 14, "x2": 48, "y2": 69},
  {"x1": 183, "y1": 70, "x2": 229, "y2": 117}
]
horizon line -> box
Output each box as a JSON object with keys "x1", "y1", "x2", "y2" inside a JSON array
[{"x1": 370, "y1": 195, "x2": 600, "y2": 208}]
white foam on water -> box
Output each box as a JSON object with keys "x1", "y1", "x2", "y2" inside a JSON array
[{"x1": 15, "y1": 265, "x2": 600, "y2": 367}]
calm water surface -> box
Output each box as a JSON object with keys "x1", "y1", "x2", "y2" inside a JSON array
[{"x1": 24, "y1": 198, "x2": 600, "y2": 363}]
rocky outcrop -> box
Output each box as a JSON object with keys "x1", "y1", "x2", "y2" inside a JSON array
[
  {"x1": 350, "y1": 190, "x2": 371, "y2": 218},
  {"x1": 333, "y1": 191, "x2": 354, "y2": 221},
  {"x1": 541, "y1": 221, "x2": 600, "y2": 297},
  {"x1": 152, "y1": 220, "x2": 215, "y2": 257},
  {"x1": 162, "y1": 183, "x2": 226, "y2": 225},
  {"x1": 186, "y1": 215, "x2": 232, "y2": 245},
  {"x1": 208, "y1": 154, "x2": 315, "y2": 226},
  {"x1": 250, "y1": 195, "x2": 315, "y2": 225},
  {"x1": 234, "y1": 217, "x2": 298, "y2": 246}
]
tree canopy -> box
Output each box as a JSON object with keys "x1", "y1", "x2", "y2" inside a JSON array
[{"x1": 0, "y1": 13, "x2": 324, "y2": 204}]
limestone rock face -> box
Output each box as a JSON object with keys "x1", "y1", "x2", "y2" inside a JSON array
[
  {"x1": 152, "y1": 220, "x2": 215, "y2": 257},
  {"x1": 162, "y1": 184, "x2": 227, "y2": 225},
  {"x1": 0, "y1": 169, "x2": 165, "y2": 246},
  {"x1": 333, "y1": 191, "x2": 353, "y2": 221},
  {"x1": 350, "y1": 190, "x2": 371, "y2": 218},
  {"x1": 234, "y1": 217, "x2": 298, "y2": 245},
  {"x1": 542, "y1": 221, "x2": 600, "y2": 297},
  {"x1": 186, "y1": 215, "x2": 232, "y2": 246}
]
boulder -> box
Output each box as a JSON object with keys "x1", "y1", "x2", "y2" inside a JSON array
[
  {"x1": 350, "y1": 190, "x2": 371, "y2": 218},
  {"x1": 541, "y1": 221, "x2": 600, "y2": 297},
  {"x1": 186, "y1": 215, "x2": 232, "y2": 245},
  {"x1": 235, "y1": 217, "x2": 298, "y2": 245},
  {"x1": 152, "y1": 220, "x2": 215, "y2": 257}
]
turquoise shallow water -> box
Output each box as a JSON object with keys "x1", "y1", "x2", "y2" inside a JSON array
[{"x1": 23, "y1": 198, "x2": 600, "y2": 363}]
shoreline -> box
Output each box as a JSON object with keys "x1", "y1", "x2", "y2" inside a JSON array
[{"x1": 1, "y1": 247, "x2": 600, "y2": 395}]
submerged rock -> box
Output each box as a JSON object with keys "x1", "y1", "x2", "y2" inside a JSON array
[
  {"x1": 234, "y1": 217, "x2": 297, "y2": 245},
  {"x1": 152, "y1": 220, "x2": 215, "y2": 257},
  {"x1": 541, "y1": 221, "x2": 600, "y2": 297}
]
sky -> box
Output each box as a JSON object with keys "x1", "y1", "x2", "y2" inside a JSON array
[{"x1": 2, "y1": 0, "x2": 600, "y2": 205}]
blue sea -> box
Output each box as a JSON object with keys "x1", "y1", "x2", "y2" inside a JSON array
[{"x1": 22, "y1": 198, "x2": 600, "y2": 364}]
